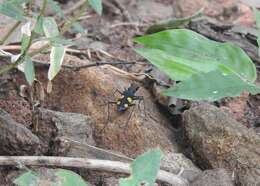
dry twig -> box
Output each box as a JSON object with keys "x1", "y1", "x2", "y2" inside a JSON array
[{"x1": 0, "y1": 156, "x2": 188, "y2": 185}]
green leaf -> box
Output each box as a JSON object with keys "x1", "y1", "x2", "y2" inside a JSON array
[
  {"x1": 47, "y1": 0, "x2": 65, "y2": 17},
  {"x1": 48, "y1": 46, "x2": 65, "y2": 80},
  {"x1": 42, "y1": 17, "x2": 60, "y2": 38},
  {"x1": 34, "y1": 16, "x2": 44, "y2": 34},
  {"x1": 72, "y1": 22, "x2": 86, "y2": 33},
  {"x1": 14, "y1": 169, "x2": 88, "y2": 186},
  {"x1": 134, "y1": 29, "x2": 256, "y2": 82},
  {"x1": 146, "y1": 8, "x2": 203, "y2": 34},
  {"x1": 21, "y1": 34, "x2": 30, "y2": 54},
  {"x1": 254, "y1": 7, "x2": 260, "y2": 57},
  {"x1": 24, "y1": 56, "x2": 35, "y2": 85},
  {"x1": 54, "y1": 169, "x2": 88, "y2": 186},
  {"x1": 48, "y1": 36, "x2": 75, "y2": 46},
  {"x1": 135, "y1": 48, "x2": 232, "y2": 81},
  {"x1": 163, "y1": 70, "x2": 260, "y2": 101},
  {"x1": 119, "y1": 149, "x2": 162, "y2": 186},
  {"x1": 0, "y1": 0, "x2": 25, "y2": 21},
  {"x1": 88, "y1": 0, "x2": 102, "y2": 15},
  {"x1": 13, "y1": 171, "x2": 38, "y2": 186}
]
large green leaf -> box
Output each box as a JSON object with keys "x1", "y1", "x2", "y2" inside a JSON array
[
  {"x1": 119, "y1": 149, "x2": 162, "y2": 186},
  {"x1": 163, "y1": 70, "x2": 260, "y2": 101},
  {"x1": 88, "y1": 0, "x2": 102, "y2": 15},
  {"x1": 48, "y1": 46, "x2": 65, "y2": 80},
  {"x1": 135, "y1": 48, "x2": 231, "y2": 81},
  {"x1": 134, "y1": 29, "x2": 256, "y2": 82}
]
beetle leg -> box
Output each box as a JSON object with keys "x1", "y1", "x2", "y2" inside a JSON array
[
  {"x1": 101, "y1": 101, "x2": 117, "y2": 132},
  {"x1": 119, "y1": 103, "x2": 136, "y2": 128},
  {"x1": 107, "y1": 101, "x2": 117, "y2": 122}
]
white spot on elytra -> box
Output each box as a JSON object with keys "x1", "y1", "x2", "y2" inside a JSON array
[{"x1": 213, "y1": 91, "x2": 218, "y2": 94}]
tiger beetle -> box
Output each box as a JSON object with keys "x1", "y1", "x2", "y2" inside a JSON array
[{"x1": 105, "y1": 83, "x2": 144, "y2": 128}]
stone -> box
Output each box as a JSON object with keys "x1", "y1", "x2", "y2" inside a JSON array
[
  {"x1": 0, "y1": 108, "x2": 41, "y2": 155},
  {"x1": 161, "y1": 153, "x2": 201, "y2": 182},
  {"x1": 183, "y1": 104, "x2": 260, "y2": 185},
  {"x1": 191, "y1": 168, "x2": 234, "y2": 186},
  {"x1": 36, "y1": 54, "x2": 181, "y2": 157},
  {"x1": 37, "y1": 108, "x2": 96, "y2": 157}
]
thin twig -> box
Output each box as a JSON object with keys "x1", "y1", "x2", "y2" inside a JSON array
[
  {"x1": 110, "y1": 22, "x2": 147, "y2": 28},
  {"x1": 0, "y1": 21, "x2": 21, "y2": 45},
  {"x1": 0, "y1": 156, "x2": 188, "y2": 185},
  {"x1": 63, "y1": 0, "x2": 86, "y2": 15},
  {"x1": 110, "y1": 0, "x2": 132, "y2": 21},
  {"x1": 32, "y1": 59, "x2": 144, "y2": 70},
  {"x1": 0, "y1": 45, "x2": 80, "y2": 54}
]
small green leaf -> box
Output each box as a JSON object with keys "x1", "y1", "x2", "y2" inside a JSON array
[
  {"x1": 47, "y1": 0, "x2": 65, "y2": 17},
  {"x1": 0, "y1": 0, "x2": 26, "y2": 21},
  {"x1": 88, "y1": 0, "x2": 102, "y2": 15},
  {"x1": 72, "y1": 22, "x2": 86, "y2": 33},
  {"x1": 163, "y1": 70, "x2": 260, "y2": 101},
  {"x1": 119, "y1": 149, "x2": 162, "y2": 186},
  {"x1": 48, "y1": 36, "x2": 75, "y2": 46},
  {"x1": 24, "y1": 56, "x2": 35, "y2": 85},
  {"x1": 14, "y1": 169, "x2": 88, "y2": 186},
  {"x1": 54, "y1": 169, "x2": 88, "y2": 186},
  {"x1": 21, "y1": 34, "x2": 30, "y2": 54},
  {"x1": 48, "y1": 46, "x2": 65, "y2": 80},
  {"x1": 13, "y1": 171, "x2": 38, "y2": 186},
  {"x1": 42, "y1": 17, "x2": 60, "y2": 38},
  {"x1": 34, "y1": 16, "x2": 44, "y2": 34}
]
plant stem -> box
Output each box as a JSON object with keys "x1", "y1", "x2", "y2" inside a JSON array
[
  {"x1": 39, "y1": 0, "x2": 47, "y2": 17},
  {"x1": 0, "y1": 0, "x2": 48, "y2": 75},
  {"x1": 0, "y1": 21, "x2": 21, "y2": 45},
  {"x1": 61, "y1": 3, "x2": 87, "y2": 34}
]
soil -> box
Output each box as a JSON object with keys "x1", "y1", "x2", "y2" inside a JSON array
[{"x1": 0, "y1": 0, "x2": 260, "y2": 185}]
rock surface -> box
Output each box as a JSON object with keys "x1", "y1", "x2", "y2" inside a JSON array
[
  {"x1": 36, "y1": 108, "x2": 96, "y2": 157},
  {"x1": 183, "y1": 104, "x2": 260, "y2": 185},
  {"x1": 0, "y1": 108, "x2": 41, "y2": 155},
  {"x1": 161, "y1": 153, "x2": 201, "y2": 182},
  {"x1": 190, "y1": 168, "x2": 234, "y2": 186},
  {"x1": 37, "y1": 55, "x2": 180, "y2": 157}
]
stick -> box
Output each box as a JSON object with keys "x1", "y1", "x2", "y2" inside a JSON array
[
  {"x1": 0, "y1": 156, "x2": 188, "y2": 185},
  {"x1": 32, "y1": 59, "x2": 142, "y2": 70}
]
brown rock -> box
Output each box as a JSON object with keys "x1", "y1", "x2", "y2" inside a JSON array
[
  {"x1": 183, "y1": 104, "x2": 260, "y2": 185},
  {"x1": 191, "y1": 168, "x2": 234, "y2": 186},
  {"x1": 36, "y1": 108, "x2": 96, "y2": 157},
  {"x1": 0, "y1": 108, "x2": 41, "y2": 155},
  {"x1": 37, "y1": 55, "x2": 180, "y2": 157}
]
